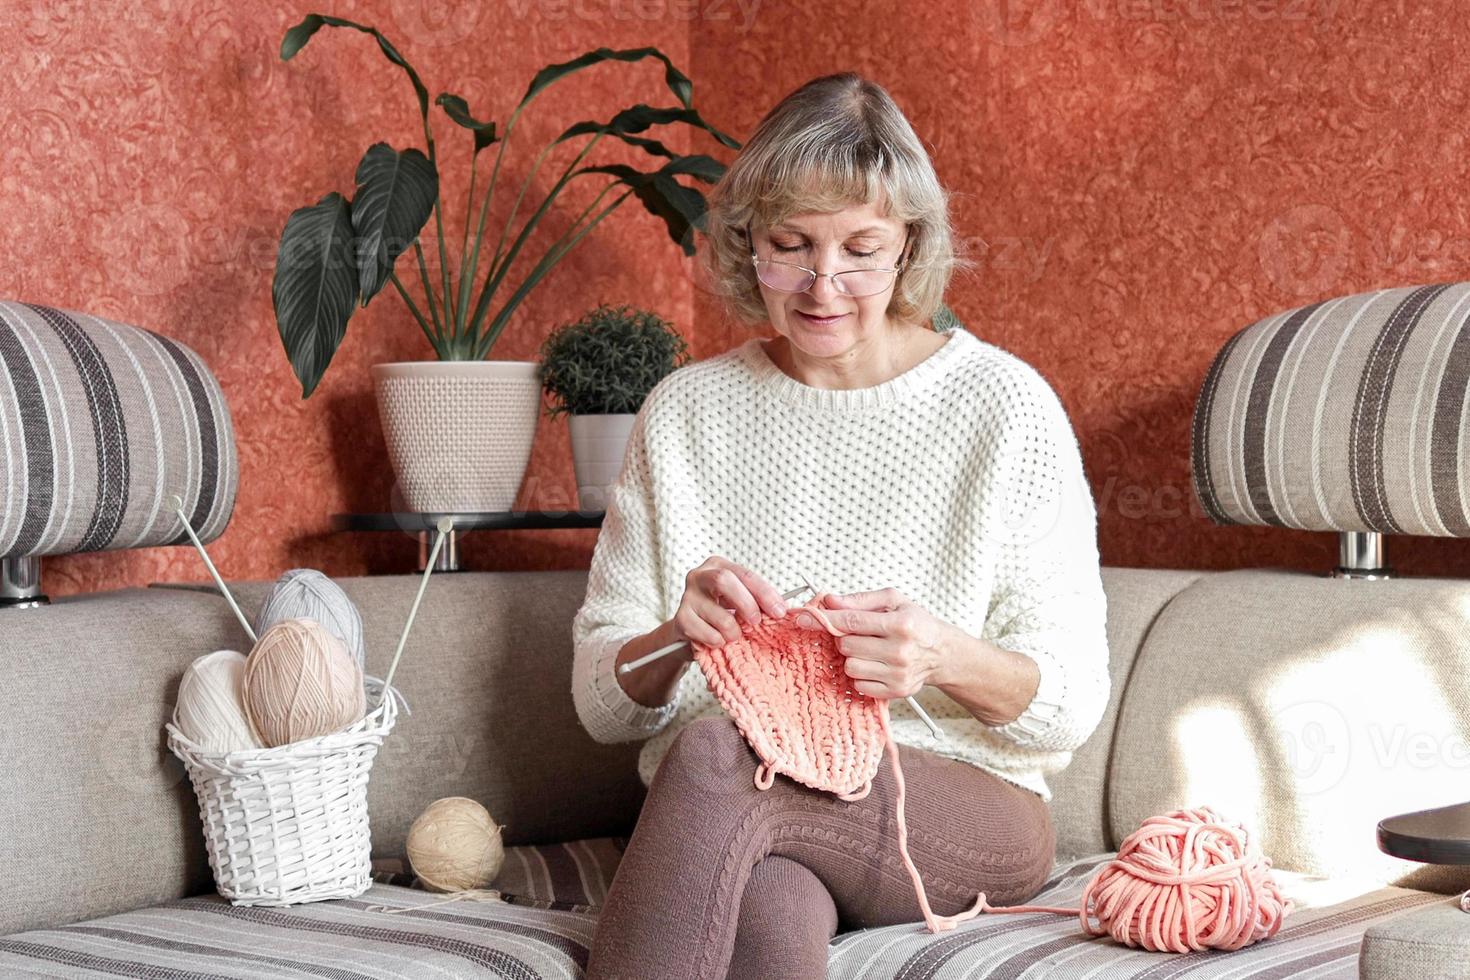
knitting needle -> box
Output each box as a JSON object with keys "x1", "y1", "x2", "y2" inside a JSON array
[
  {"x1": 378, "y1": 517, "x2": 452, "y2": 706},
  {"x1": 616, "y1": 582, "x2": 814, "y2": 675},
  {"x1": 169, "y1": 494, "x2": 257, "y2": 644},
  {"x1": 798, "y1": 571, "x2": 944, "y2": 740}
]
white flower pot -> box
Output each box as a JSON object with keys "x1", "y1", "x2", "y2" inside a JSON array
[
  {"x1": 371, "y1": 361, "x2": 540, "y2": 513},
  {"x1": 568, "y1": 413, "x2": 637, "y2": 511}
]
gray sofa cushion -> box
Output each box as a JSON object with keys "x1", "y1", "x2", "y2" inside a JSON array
[
  {"x1": 0, "y1": 572, "x2": 647, "y2": 936},
  {"x1": 1109, "y1": 568, "x2": 1470, "y2": 893},
  {"x1": 1359, "y1": 896, "x2": 1470, "y2": 980},
  {"x1": 1047, "y1": 567, "x2": 1203, "y2": 861},
  {"x1": 0, "y1": 586, "x2": 237, "y2": 936}
]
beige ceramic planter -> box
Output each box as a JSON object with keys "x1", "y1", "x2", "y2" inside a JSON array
[
  {"x1": 371, "y1": 361, "x2": 540, "y2": 513},
  {"x1": 568, "y1": 413, "x2": 636, "y2": 510}
]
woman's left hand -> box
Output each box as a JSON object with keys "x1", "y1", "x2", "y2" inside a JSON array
[{"x1": 793, "y1": 588, "x2": 952, "y2": 699}]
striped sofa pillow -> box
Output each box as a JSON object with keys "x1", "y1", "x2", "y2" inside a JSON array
[
  {"x1": 1191, "y1": 280, "x2": 1470, "y2": 535},
  {"x1": 0, "y1": 301, "x2": 236, "y2": 558}
]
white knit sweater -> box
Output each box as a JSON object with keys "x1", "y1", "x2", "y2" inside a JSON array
[{"x1": 569, "y1": 326, "x2": 1110, "y2": 800}]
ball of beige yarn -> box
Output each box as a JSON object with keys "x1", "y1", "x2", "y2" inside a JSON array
[
  {"x1": 406, "y1": 797, "x2": 505, "y2": 893},
  {"x1": 242, "y1": 618, "x2": 366, "y2": 748},
  {"x1": 176, "y1": 650, "x2": 263, "y2": 753}
]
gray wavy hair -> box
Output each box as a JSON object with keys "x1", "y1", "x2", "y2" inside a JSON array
[{"x1": 698, "y1": 72, "x2": 971, "y2": 329}]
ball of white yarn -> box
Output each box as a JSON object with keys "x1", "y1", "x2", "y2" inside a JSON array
[
  {"x1": 407, "y1": 797, "x2": 506, "y2": 893},
  {"x1": 176, "y1": 650, "x2": 263, "y2": 753},
  {"x1": 254, "y1": 568, "x2": 365, "y2": 669},
  {"x1": 242, "y1": 618, "x2": 366, "y2": 748}
]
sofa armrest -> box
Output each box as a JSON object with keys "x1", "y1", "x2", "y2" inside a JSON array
[{"x1": 1358, "y1": 896, "x2": 1470, "y2": 980}]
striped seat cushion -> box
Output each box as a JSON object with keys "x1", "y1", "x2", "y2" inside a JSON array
[
  {"x1": 0, "y1": 849, "x2": 1445, "y2": 978},
  {"x1": 1190, "y1": 281, "x2": 1470, "y2": 534},
  {"x1": 0, "y1": 301, "x2": 236, "y2": 558},
  {"x1": 824, "y1": 857, "x2": 1445, "y2": 979},
  {"x1": 370, "y1": 836, "x2": 629, "y2": 910}
]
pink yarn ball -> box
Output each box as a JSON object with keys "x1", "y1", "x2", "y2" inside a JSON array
[
  {"x1": 242, "y1": 618, "x2": 366, "y2": 748},
  {"x1": 1079, "y1": 806, "x2": 1291, "y2": 952}
]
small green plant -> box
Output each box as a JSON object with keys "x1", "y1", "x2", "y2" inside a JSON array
[
  {"x1": 271, "y1": 14, "x2": 738, "y2": 398},
  {"x1": 537, "y1": 304, "x2": 691, "y2": 417},
  {"x1": 932, "y1": 301, "x2": 962, "y2": 332}
]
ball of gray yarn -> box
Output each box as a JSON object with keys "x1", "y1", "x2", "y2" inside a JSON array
[{"x1": 254, "y1": 569, "x2": 365, "y2": 669}]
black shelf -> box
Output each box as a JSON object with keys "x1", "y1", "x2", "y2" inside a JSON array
[
  {"x1": 330, "y1": 510, "x2": 606, "y2": 572},
  {"x1": 331, "y1": 511, "x2": 605, "y2": 532}
]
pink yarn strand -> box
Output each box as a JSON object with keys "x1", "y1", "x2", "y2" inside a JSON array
[{"x1": 878, "y1": 698, "x2": 989, "y2": 933}]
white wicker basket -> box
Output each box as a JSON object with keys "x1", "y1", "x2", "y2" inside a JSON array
[{"x1": 165, "y1": 678, "x2": 405, "y2": 907}]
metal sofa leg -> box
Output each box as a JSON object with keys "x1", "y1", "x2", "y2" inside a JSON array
[
  {"x1": 0, "y1": 556, "x2": 47, "y2": 608},
  {"x1": 1334, "y1": 531, "x2": 1392, "y2": 580}
]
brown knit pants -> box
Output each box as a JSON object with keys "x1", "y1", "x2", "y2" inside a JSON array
[{"x1": 585, "y1": 715, "x2": 1055, "y2": 980}]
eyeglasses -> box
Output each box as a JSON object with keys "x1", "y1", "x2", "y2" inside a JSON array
[{"x1": 747, "y1": 222, "x2": 910, "y2": 298}]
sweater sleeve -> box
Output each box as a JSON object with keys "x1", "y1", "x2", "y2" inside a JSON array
[
  {"x1": 570, "y1": 402, "x2": 684, "y2": 745},
  {"x1": 976, "y1": 366, "x2": 1111, "y2": 757}
]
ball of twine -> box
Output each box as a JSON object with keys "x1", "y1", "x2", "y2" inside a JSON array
[
  {"x1": 176, "y1": 649, "x2": 262, "y2": 753},
  {"x1": 255, "y1": 568, "x2": 365, "y2": 669},
  {"x1": 1079, "y1": 806, "x2": 1291, "y2": 952},
  {"x1": 406, "y1": 797, "x2": 506, "y2": 893},
  {"x1": 242, "y1": 618, "x2": 366, "y2": 748}
]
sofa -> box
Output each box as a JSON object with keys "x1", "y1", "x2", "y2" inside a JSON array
[
  {"x1": 1, "y1": 565, "x2": 1469, "y2": 979},
  {"x1": 7, "y1": 286, "x2": 1470, "y2": 978}
]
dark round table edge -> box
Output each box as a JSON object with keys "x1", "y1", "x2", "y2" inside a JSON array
[{"x1": 1377, "y1": 801, "x2": 1470, "y2": 866}]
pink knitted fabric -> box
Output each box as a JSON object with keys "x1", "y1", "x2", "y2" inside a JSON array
[
  {"x1": 692, "y1": 601, "x2": 1294, "y2": 949},
  {"x1": 692, "y1": 593, "x2": 987, "y2": 934}
]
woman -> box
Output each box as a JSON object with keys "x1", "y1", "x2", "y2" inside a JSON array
[{"x1": 571, "y1": 71, "x2": 1109, "y2": 979}]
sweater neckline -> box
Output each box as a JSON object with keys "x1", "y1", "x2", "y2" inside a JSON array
[{"x1": 739, "y1": 328, "x2": 971, "y2": 412}]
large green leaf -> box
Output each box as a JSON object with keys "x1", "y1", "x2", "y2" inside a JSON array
[
  {"x1": 557, "y1": 104, "x2": 740, "y2": 161},
  {"x1": 350, "y1": 143, "x2": 439, "y2": 304},
  {"x1": 435, "y1": 94, "x2": 499, "y2": 154},
  {"x1": 281, "y1": 15, "x2": 429, "y2": 122},
  {"x1": 521, "y1": 47, "x2": 693, "y2": 110},
  {"x1": 575, "y1": 161, "x2": 709, "y2": 255},
  {"x1": 272, "y1": 192, "x2": 358, "y2": 398}
]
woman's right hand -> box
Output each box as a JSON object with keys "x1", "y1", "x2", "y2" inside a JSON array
[{"x1": 671, "y1": 556, "x2": 791, "y2": 653}]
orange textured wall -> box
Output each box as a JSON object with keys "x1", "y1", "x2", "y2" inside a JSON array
[
  {"x1": 10, "y1": 0, "x2": 1470, "y2": 596},
  {"x1": 693, "y1": 0, "x2": 1470, "y2": 579}
]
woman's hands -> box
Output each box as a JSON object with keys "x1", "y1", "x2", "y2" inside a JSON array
[
  {"x1": 671, "y1": 556, "x2": 791, "y2": 653},
  {"x1": 795, "y1": 587, "x2": 954, "y2": 700}
]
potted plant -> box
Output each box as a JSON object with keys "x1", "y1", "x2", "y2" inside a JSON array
[
  {"x1": 537, "y1": 304, "x2": 691, "y2": 510},
  {"x1": 270, "y1": 14, "x2": 738, "y2": 512}
]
